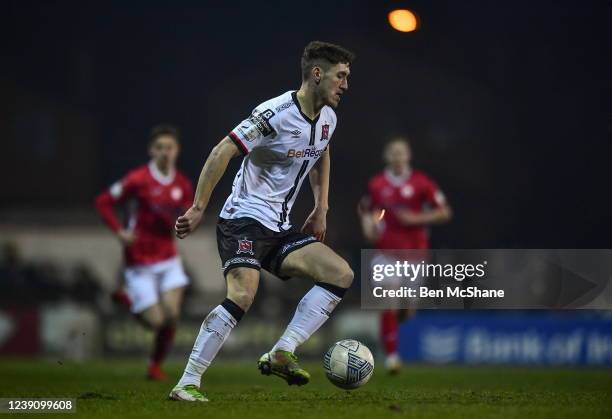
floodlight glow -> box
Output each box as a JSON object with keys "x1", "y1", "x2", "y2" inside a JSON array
[{"x1": 388, "y1": 9, "x2": 419, "y2": 32}]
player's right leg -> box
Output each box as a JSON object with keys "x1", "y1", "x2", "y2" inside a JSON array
[
  {"x1": 169, "y1": 267, "x2": 259, "y2": 402},
  {"x1": 125, "y1": 265, "x2": 173, "y2": 379},
  {"x1": 381, "y1": 309, "x2": 401, "y2": 373},
  {"x1": 383, "y1": 307, "x2": 416, "y2": 373},
  {"x1": 139, "y1": 286, "x2": 185, "y2": 380},
  {"x1": 150, "y1": 259, "x2": 189, "y2": 380},
  {"x1": 135, "y1": 303, "x2": 172, "y2": 380},
  {"x1": 137, "y1": 303, "x2": 165, "y2": 329}
]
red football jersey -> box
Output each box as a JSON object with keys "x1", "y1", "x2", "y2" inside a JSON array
[
  {"x1": 368, "y1": 169, "x2": 446, "y2": 250},
  {"x1": 95, "y1": 162, "x2": 193, "y2": 266}
]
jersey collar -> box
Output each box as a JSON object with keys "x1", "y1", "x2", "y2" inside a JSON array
[
  {"x1": 148, "y1": 161, "x2": 176, "y2": 185},
  {"x1": 291, "y1": 91, "x2": 320, "y2": 125},
  {"x1": 384, "y1": 168, "x2": 412, "y2": 187}
]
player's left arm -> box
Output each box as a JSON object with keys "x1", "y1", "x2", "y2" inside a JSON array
[
  {"x1": 301, "y1": 146, "x2": 330, "y2": 241},
  {"x1": 404, "y1": 203, "x2": 452, "y2": 225},
  {"x1": 396, "y1": 178, "x2": 452, "y2": 226}
]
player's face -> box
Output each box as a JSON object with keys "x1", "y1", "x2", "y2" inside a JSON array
[
  {"x1": 319, "y1": 63, "x2": 350, "y2": 108},
  {"x1": 149, "y1": 135, "x2": 179, "y2": 169},
  {"x1": 384, "y1": 141, "x2": 411, "y2": 171}
]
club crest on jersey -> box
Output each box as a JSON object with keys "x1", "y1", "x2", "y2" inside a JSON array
[
  {"x1": 237, "y1": 237, "x2": 254, "y2": 255},
  {"x1": 171, "y1": 186, "x2": 183, "y2": 201},
  {"x1": 401, "y1": 185, "x2": 414, "y2": 198},
  {"x1": 321, "y1": 124, "x2": 329, "y2": 141}
]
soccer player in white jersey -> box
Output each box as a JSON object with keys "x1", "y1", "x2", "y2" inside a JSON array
[{"x1": 169, "y1": 41, "x2": 355, "y2": 402}]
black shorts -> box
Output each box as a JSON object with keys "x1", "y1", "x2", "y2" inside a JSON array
[{"x1": 216, "y1": 217, "x2": 319, "y2": 278}]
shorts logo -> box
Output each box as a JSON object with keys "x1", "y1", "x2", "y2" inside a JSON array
[
  {"x1": 280, "y1": 236, "x2": 317, "y2": 254},
  {"x1": 223, "y1": 257, "x2": 260, "y2": 270},
  {"x1": 237, "y1": 237, "x2": 254, "y2": 255},
  {"x1": 321, "y1": 124, "x2": 329, "y2": 141}
]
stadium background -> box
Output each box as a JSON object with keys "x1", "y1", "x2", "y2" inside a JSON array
[{"x1": 1, "y1": 0, "x2": 611, "y2": 367}]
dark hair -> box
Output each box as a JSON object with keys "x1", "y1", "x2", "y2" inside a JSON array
[
  {"x1": 383, "y1": 137, "x2": 411, "y2": 156},
  {"x1": 149, "y1": 124, "x2": 179, "y2": 145},
  {"x1": 301, "y1": 41, "x2": 355, "y2": 80}
]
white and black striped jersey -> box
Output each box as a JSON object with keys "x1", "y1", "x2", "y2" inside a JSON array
[{"x1": 220, "y1": 90, "x2": 337, "y2": 232}]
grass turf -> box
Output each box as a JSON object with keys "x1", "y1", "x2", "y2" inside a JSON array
[{"x1": 0, "y1": 359, "x2": 610, "y2": 418}]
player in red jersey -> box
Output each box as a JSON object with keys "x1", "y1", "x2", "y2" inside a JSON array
[
  {"x1": 95, "y1": 125, "x2": 193, "y2": 380},
  {"x1": 358, "y1": 138, "x2": 452, "y2": 373}
]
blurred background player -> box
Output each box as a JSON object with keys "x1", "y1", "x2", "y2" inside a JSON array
[
  {"x1": 94, "y1": 125, "x2": 194, "y2": 380},
  {"x1": 358, "y1": 138, "x2": 452, "y2": 373}
]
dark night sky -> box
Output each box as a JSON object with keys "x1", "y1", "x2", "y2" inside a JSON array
[{"x1": 2, "y1": 0, "x2": 611, "y2": 249}]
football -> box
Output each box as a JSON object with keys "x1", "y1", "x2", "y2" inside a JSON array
[{"x1": 323, "y1": 339, "x2": 375, "y2": 389}]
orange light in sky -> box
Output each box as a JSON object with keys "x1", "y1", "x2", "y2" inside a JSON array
[{"x1": 388, "y1": 9, "x2": 419, "y2": 32}]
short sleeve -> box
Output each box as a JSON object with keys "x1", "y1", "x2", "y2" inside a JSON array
[{"x1": 228, "y1": 107, "x2": 276, "y2": 154}]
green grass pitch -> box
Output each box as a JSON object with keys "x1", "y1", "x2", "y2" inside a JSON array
[{"x1": 0, "y1": 359, "x2": 610, "y2": 418}]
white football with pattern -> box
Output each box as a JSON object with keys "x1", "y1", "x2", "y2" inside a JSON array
[{"x1": 323, "y1": 339, "x2": 374, "y2": 389}]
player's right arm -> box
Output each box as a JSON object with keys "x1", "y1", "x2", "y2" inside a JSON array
[
  {"x1": 358, "y1": 197, "x2": 382, "y2": 243},
  {"x1": 175, "y1": 137, "x2": 241, "y2": 239},
  {"x1": 94, "y1": 171, "x2": 139, "y2": 245},
  {"x1": 357, "y1": 179, "x2": 384, "y2": 243},
  {"x1": 176, "y1": 103, "x2": 276, "y2": 239}
]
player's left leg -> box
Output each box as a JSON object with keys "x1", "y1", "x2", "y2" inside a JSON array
[
  {"x1": 111, "y1": 286, "x2": 132, "y2": 310},
  {"x1": 275, "y1": 242, "x2": 354, "y2": 353},
  {"x1": 259, "y1": 242, "x2": 353, "y2": 384}
]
